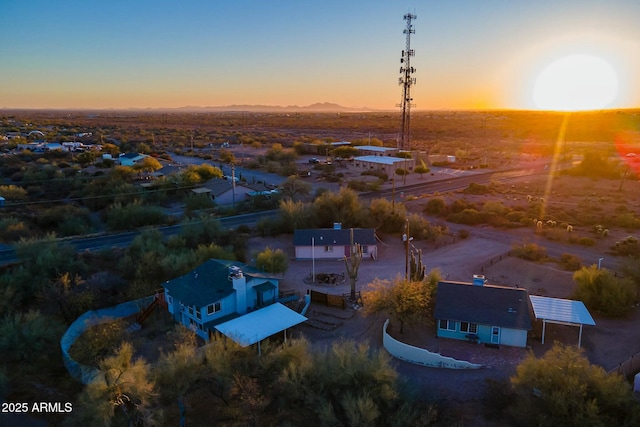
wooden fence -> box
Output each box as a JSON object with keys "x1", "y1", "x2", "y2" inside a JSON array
[
  {"x1": 309, "y1": 289, "x2": 345, "y2": 309},
  {"x1": 608, "y1": 352, "x2": 640, "y2": 379}
]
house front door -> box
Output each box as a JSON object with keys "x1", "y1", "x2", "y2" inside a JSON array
[{"x1": 491, "y1": 326, "x2": 501, "y2": 344}]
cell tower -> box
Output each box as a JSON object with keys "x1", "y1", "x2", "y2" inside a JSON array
[{"x1": 398, "y1": 13, "x2": 416, "y2": 151}]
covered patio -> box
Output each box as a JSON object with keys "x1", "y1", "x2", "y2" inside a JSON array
[
  {"x1": 529, "y1": 295, "x2": 596, "y2": 348},
  {"x1": 215, "y1": 303, "x2": 307, "y2": 353}
]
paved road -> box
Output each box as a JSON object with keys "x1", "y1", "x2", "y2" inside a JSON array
[{"x1": 0, "y1": 211, "x2": 279, "y2": 266}]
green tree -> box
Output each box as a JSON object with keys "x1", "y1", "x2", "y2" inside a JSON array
[
  {"x1": 368, "y1": 198, "x2": 406, "y2": 232},
  {"x1": 134, "y1": 156, "x2": 162, "y2": 172},
  {"x1": 75, "y1": 342, "x2": 161, "y2": 426},
  {"x1": 362, "y1": 276, "x2": 433, "y2": 334},
  {"x1": 414, "y1": 160, "x2": 430, "y2": 178},
  {"x1": 156, "y1": 338, "x2": 204, "y2": 427},
  {"x1": 395, "y1": 167, "x2": 409, "y2": 184},
  {"x1": 330, "y1": 146, "x2": 359, "y2": 159},
  {"x1": 507, "y1": 344, "x2": 640, "y2": 427},
  {"x1": 279, "y1": 175, "x2": 312, "y2": 200},
  {"x1": 219, "y1": 148, "x2": 236, "y2": 164},
  {"x1": 255, "y1": 246, "x2": 288, "y2": 274},
  {"x1": 573, "y1": 265, "x2": 636, "y2": 316},
  {"x1": 279, "y1": 199, "x2": 311, "y2": 232},
  {"x1": 311, "y1": 187, "x2": 367, "y2": 228}
]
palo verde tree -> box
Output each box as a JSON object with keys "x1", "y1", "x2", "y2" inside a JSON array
[
  {"x1": 573, "y1": 265, "x2": 636, "y2": 316},
  {"x1": 504, "y1": 344, "x2": 640, "y2": 427},
  {"x1": 255, "y1": 246, "x2": 288, "y2": 274},
  {"x1": 362, "y1": 275, "x2": 433, "y2": 334},
  {"x1": 74, "y1": 342, "x2": 161, "y2": 426}
]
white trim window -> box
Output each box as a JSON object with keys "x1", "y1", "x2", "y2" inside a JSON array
[
  {"x1": 324, "y1": 246, "x2": 333, "y2": 253},
  {"x1": 439, "y1": 319, "x2": 456, "y2": 331},
  {"x1": 207, "y1": 301, "x2": 221, "y2": 315},
  {"x1": 460, "y1": 322, "x2": 478, "y2": 334}
]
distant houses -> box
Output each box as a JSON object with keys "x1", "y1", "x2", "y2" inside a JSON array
[{"x1": 293, "y1": 227, "x2": 378, "y2": 261}]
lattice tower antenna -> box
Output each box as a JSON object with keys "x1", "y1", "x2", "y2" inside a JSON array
[{"x1": 397, "y1": 13, "x2": 416, "y2": 150}]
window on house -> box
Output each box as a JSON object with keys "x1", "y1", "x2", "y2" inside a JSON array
[
  {"x1": 196, "y1": 310, "x2": 202, "y2": 320},
  {"x1": 167, "y1": 295, "x2": 173, "y2": 305},
  {"x1": 439, "y1": 319, "x2": 456, "y2": 331},
  {"x1": 460, "y1": 322, "x2": 477, "y2": 334},
  {"x1": 324, "y1": 246, "x2": 333, "y2": 253},
  {"x1": 188, "y1": 306, "x2": 194, "y2": 316},
  {"x1": 207, "y1": 302, "x2": 221, "y2": 315}
]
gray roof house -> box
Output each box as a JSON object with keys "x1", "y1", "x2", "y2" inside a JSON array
[
  {"x1": 293, "y1": 227, "x2": 378, "y2": 260},
  {"x1": 164, "y1": 259, "x2": 283, "y2": 342},
  {"x1": 434, "y1": 276, "x2": 533, "y2": 348}
]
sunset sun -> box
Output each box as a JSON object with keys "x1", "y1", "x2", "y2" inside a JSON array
[{"x1": 532, "y1": 54, "x2": 619, "y2": 111}]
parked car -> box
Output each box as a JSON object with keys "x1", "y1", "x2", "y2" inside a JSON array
[{"x1": 308, "y1": 158, "x2": 320, "y2": 164}]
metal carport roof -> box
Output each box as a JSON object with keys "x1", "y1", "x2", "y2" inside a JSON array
[
  {"x1": 215, "y1": 303, "x2": 307, "y2": 352},
  {"x1": 529, "y1": 295, "x2": 596, "y2": 348}
]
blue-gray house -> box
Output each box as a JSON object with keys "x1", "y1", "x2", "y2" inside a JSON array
[
  {"x1": 163, "y1": 259, "x2": 280, "y2": 341},
  {"x1": 434, "y1": 276, "x2": 533, "y2": 348}
]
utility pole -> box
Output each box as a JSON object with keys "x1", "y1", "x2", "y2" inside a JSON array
[{"x1": 398, "y1": 13, "x2": 417, "y2": 151}]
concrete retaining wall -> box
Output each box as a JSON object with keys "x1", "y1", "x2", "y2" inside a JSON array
[{"x1": 382, "y1": 319, "x2": 482, "y2": 369}]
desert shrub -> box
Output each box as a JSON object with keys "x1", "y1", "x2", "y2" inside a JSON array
[
  {"x1": 578, "y1": 237, "x2": 596, "y2": 247},
  {"x1": 347, "y1": 179, "x2": 369, "y2": 192},
  {"x1": 458, "y1": 229, "x2": 470, "y2": 239},
  {"x1": 184, "y1": 193, "x2": 215, "y2": 212},
  {"x1": 407, "y1": 213, "x2": 444, "y2": 241},
  {"x1": 0, "y1": 185, "x2": 28, "y2": 200},
  {"x1": 560, "y1": 253, "x2": 582, "y2": 271},
  {"x1": 505, "y1": 211, "x2": 526, "y2": 223},
  {"x1": 610, "y1": 235, "x2": 640, "y2": 257},
  {"x1": 104, "y1": 201, "x2": 167, "y2": 230},
  {"x1": 449, "y1": 198, "x2": 476, "y2": 213},
  {"x1": 511, "y1": 243, "x2": 547, "y2": 261},
  {"x1": 573, "y1": 265, "x2": 636, "y2": 316},
  {"x1": 463, "y1": 182, "x2": 491, "y2": 194},
  {"x1": 541, "y1": 228, "x2": 565, "y2": 241},
  {"x1": 424, "y1": 197, "x2": 447, "y2": 216},
  {"x1": 482, "y1": 200, "x2": 509, "y2": 216},
  {"x1": 613, "y1": 212, "x2": 640, "y2": 230},
  {"x1": 447, "y1": 208, "x2": 483, "y2": 225},
  {"x1": 361, "y1": 169, "x2": 388, "y2": 181}
]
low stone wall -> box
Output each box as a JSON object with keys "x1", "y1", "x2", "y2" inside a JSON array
[
  {"x1": 382, "y1": 319, "x2": 482, "y2": 369},
  {"x1": 60, "y1": 296, "x2": 153, "y2": 384}
]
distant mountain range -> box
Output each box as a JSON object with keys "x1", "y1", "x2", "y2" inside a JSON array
[{"x1": 175, "y1": 102, "x2": 380, "y2": 112}]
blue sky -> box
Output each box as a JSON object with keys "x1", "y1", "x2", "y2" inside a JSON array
[{"x1": 1, "y1": 0, "x2": 639, "y2": 109}]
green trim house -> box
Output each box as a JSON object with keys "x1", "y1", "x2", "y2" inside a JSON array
[
  {"x1": 163, "y1": 259, "x2": 279, "y2": 341},
  {"x1": 433, "y1": 276, "x2": 533, "y2": 348}
]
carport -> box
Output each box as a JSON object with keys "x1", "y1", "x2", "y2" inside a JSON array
[
  {"x1": 215, "y1": 303, "x2": 307, "y2": 354},
  {"x1": 529, "y1": 295, "x2": 596, "y2": 348}
]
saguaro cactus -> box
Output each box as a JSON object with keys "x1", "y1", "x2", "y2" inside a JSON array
[
  {"x1": 344, "y1": 228, "x2": 363, "y2": 301},
  {"x1": 409, "y1": 248, "x2": 426, "y2": 282}
]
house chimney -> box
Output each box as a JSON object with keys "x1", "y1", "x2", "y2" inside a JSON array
[
  {"x1": 473, "y1": 274, "x2": 486, "y2": 286},
  {"x1": 229, "y1": 266, "x2": 247, "y2": 314}
]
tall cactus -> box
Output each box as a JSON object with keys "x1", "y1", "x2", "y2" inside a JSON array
[
  {"x1": 409, "y1": 248, "x2": 426, "y2": 282},
  {"x1": 344, "y1": 228, "x2": 363, "y2": 301}
]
